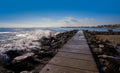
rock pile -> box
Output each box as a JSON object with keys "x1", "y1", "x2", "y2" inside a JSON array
[
  {"x1": 84, "y1": 30, "x2": 120, "y2": 73},
  {"x1": 0, "y1": 30, "x2": 78, "y2": 73},
  {"x1": 86, "y1": 30, "x2": 120, "y2": 35}
]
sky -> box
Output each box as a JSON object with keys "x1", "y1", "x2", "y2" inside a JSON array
[{"x1": 0, "y1": 0, "x2": 120, "y2": 27}]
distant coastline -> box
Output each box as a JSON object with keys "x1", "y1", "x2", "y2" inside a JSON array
[{"x1": 61, "y1": 24, "x2": 120, "y2": 28}]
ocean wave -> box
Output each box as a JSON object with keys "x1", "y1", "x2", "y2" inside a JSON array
[
  {"x1": 0, "y1": 32, "x2": 13, "y2": 34},
  {"x1": 0, "y1": 29, "x2": 59, "y2": 54}
]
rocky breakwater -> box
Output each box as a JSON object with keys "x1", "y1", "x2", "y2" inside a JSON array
[
  {"x1": 0, "y1": 30, "x2": 78, "y2": 73},
  {"x1": 84, "y1": 30, "x2": 120, "y2": 73}
]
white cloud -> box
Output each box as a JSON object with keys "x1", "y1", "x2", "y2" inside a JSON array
[
  {"x1": 56, "y1": 17, "x2": 102, "y2": 27},
  {"x1": 0, "y1": 16, "x2": 103, "y2": 28}
]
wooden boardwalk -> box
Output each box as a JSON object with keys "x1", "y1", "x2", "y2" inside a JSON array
[{"x1": 40, "y1": 31, "x2": 99, "y2": 73}]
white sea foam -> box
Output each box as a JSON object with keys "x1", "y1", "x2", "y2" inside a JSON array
[
  {"x1": 0, "y1": 29, "x2": 59, "y2": 54},
  {"x1": 0, "y1": 32, "x2": 13, "y2": 34}
]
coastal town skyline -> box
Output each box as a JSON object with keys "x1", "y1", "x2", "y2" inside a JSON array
[{"x1": 0, "y1": 0, "x2": 120, "y2": 28}]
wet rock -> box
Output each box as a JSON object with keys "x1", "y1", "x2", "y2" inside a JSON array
[
  {"x1": 41, "y1": 46, "x2": 51, "y2": 51},
  {"x1": 6, "y1": 60, "x2": 35, "y2": 73},
  {"x1": 20, "y1": 71, "x2": 29, "y2": 73},
  {"x1": 98, "y1": 44, "x2": 104, "y2": 48},
  {"x1": 102, "y1": 66, "x2": 107, "y2": 71},
  {"x1": 105, "y1": 44, "x2": 118, "y2": 55},
  {"x1": 12, "y1": 53, "x2": 34, "y2": 63},
  {"x1": 30, "y1": 47, "x2": 40, "y2": 54},
  {"x1": 0, "y1": 66, "x2": 14, "y2": 73},
  {"x1": 104, "y1": 39, "x2": 111, "y2": 43},
  {"x1": 51, "y1": 41, "x2": 61, "y2": 49},
  {"x1": 38, "y1": 50, "x2": 56, "y2": 58},
  {"x1": 96, "y1": 40, "x2": 103, "y2": 44},
  {"x1": 5, "y1": 50, "x2": 23, "y2": 60},
  {"x1": 40, "y1": 37, "x2": 51, "y2": 46},
  {"x1": 93, "y1": 48, "x2": 103, "y2": 54},
  {"x1": 90, "y1": 44, "x2": 97, "y2": 48},
  {"x1": 0, "y1": 54, "x2": 10, "y2": 65}
]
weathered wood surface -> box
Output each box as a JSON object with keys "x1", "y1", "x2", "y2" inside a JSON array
[
  {"x1": 56, "y1": 52, "x2": 94, "y2": 61},
  {"x1": 40, "y1": 31, "x2": 99, "y2": 73},
  {"x1": 40, "y1": 64, "x2": 99, "y2": 73}
]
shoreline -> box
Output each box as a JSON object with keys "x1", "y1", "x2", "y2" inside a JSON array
[{"x1": 0, "y1": 30, "x2": 78, "y2": 73}]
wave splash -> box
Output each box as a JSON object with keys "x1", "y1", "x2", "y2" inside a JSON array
[{"x1": 0, "y1": 29, "x2": 59, "y2": 54}]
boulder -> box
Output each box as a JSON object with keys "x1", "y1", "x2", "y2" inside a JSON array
[
  {"x1": 51, "y1": 41, "x2": 61, "y2": 49},
  {"x1": 5, "y1": 50, "x2": 22, "y2": 60},
  {"x1": 0, "y1": 54, "x2": 10, "y2": 65},
  {"x1": 98, "y1": 44, "x2": 104, "y2": 48},
  {"x1": 40, "y1": 37, "x2": 51, "y2": 46},
  {"x1": 12, "y1": 53, "x2": 34, "y2": 63},
  {"x1": 20, "y1": 71, "x2": 29, "y2": 73},
  {"x1": 0, "y1": 66, "x2": 14, "y2": 73},
  {"x1": 41, "y1": 46, "x2": 51, "y2": 51},
  {"x1": 93, "y1": 48, "x2": 103, "y2": 54}
]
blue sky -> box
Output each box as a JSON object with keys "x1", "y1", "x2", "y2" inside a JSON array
[{"x1": 0, "y1": 0, "x2": 120, "y2": 27}]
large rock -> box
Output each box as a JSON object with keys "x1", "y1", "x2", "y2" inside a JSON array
[
  {"x1": 5, "y1": 50, "x2": 23, "y2": 60},
  {"x1": 0, "y1": 66, "x2": 14, "y2": 73},
  {"x1": 20, "y1": 71, "x2": 29, "y2": 73},
  {"x1": 93, "y1": 48, "x2": 103, "y2": 54},
  {"x1": 12, "y1": 53, "x2": 34, "y2": 63},
  {"x1": 40, "y1": 37, "x2": 51, "y2": 46},
  {"x1": 98, "y1": 44, "x2": 104, "y2": 48},
  {"x1": 0, "y1": 54, "x2": 10, "y2": 65},
  {"x1": 41, "y1": 46, "x2": 51, "y2": 51}
]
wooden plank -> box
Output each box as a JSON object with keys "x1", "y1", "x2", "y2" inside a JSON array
[
  {"x1": 40, "y1": 64, "x2": 99, "y2": 73},
  {"x1": 71, "y1": 35, "x2": 86, "y2": 41},
  {"x1": 68, "y1": 38, "x2": 85, "y2": 42},
  {"x1": 49, "y1": 57, "x2": 98, "y2": 71},
  {"x1": 67, "y1": 40, "x2": 88, "y2": 45},
  {"x1": 56, "y1": 52, "x2": 94, "y2": 61},
  {"x1": 62, "y1": 44, "x2": 90, "y2": 50},
  {"x1": 59, "y1": 48, "x2": 92, "y2": 55}
]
